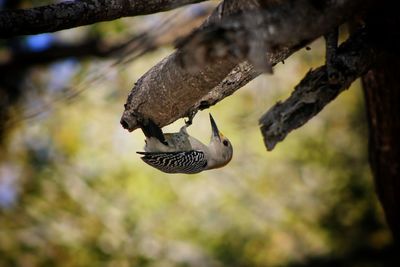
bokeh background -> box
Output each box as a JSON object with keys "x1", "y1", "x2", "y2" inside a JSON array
[{"x1": 0, "y1": 1, "x2": 394, "y2": 266}]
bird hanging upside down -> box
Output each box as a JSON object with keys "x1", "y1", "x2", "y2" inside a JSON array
[{"x1": 137, "y1": 114, "x2": 233, "y2": 174}]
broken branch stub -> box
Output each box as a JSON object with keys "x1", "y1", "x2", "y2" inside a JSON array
[{"x1": 259, "y1": 29, "x2": 377, "y2": 150}]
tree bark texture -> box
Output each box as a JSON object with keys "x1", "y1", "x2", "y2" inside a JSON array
[
  {"x1": 121, "y1": 0, "x2": 368, "y2": 132},
  {"x1": 177, "y1": 0, "x2": 370, "y2": 71},
  {"x1": 362, "y1": 2, "x2": 400, "y2": 244},
  {"x1": 0, "y1": 0, "x2": 205, "y2": 38},
  {"x1": 120, "y1": 0, "x2": 264, "y2": 131}
]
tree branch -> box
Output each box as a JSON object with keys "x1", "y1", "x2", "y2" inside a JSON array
[
  {"x1": 0, "y1": 3, "x2": 214, "y2": 72},
  {"x1": 259, "y1": 28, "x2": 377, "y2": 151},
  {"x1": 121, "y1": 0, "x2": 370, "y2": 132},
  {"x1": 176, "y1": 0, "x2": 371, "y2": 70},
  {"x1": 0, "y1": 0, "x2": 206, "y2": 38},
  {"x1": 361, "y1": 1, "x2": 400, "y2": 245},
  {"x1": 121, "y1": 0, "x2": 266, "y2": 131}
]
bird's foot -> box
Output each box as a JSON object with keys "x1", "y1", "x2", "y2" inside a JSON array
[{"x1": 185, "y1": 109, "x2": 197, "y2": 127}]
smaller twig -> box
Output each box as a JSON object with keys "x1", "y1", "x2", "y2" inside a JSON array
[
  {"x1": 324, "y1": 28, "x2": 339, "y2": 84},
  {"x1": 0, "y1": 0, "x2": 206, "y2": 38}
]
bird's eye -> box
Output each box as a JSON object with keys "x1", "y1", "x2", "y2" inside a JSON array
[{"x1": 223, "y1": 140, "x2": 229, "y2": 146}]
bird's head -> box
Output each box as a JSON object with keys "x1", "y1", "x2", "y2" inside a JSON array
[{"x1": 208, "y1": 114, "x2": 233, "y2": 168}]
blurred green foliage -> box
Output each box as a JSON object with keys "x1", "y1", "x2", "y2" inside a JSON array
[{"x1": 0, "y1": 8, "x2": 393, "y2": 267}]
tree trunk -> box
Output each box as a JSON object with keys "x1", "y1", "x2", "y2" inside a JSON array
[{"x1": 362, "y1": 2, "x2": 400, "y2": 245}]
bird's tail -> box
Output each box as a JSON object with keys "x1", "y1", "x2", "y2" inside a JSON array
[{"x1": 141, "y1": 119, "x2": 168, "y2": 145}]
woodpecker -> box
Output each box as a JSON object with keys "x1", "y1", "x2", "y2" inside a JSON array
[{"x1": 137, "y1": 114, "x2": 233, "y2": 174}]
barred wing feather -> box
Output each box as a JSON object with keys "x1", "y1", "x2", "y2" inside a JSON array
[{"x1": 137, "y1": 150, "x2": 208, "y2": 174}]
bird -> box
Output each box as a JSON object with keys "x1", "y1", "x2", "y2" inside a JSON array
[{"x1": 137, "y1": 114, "x2": 233, "y2": 174}]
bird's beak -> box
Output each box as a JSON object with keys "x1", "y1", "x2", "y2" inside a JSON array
[{"x1": 209, "y1": 114, "x2": 221, "y2": 141}]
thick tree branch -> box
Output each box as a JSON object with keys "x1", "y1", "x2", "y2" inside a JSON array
[
  {"x1": 121, "y1": 0, "x2": 265, "y2": 131},
  {"x1": 364, "y1": 64, "x2": 400, "y2": 245},
  {"x1": 121, "y1": 0, "x2": 370, "y2": 132},
  {"x1": 362, "y1": 1, "x2": 400, "y2": 245},
  {"x1": 0, "y1": 0, "x2": 206, "y2": 38},
  {"x1": 259, "y1": 29, "x2": 376, "y2": 151},
  {"x1": 177, "y1": 0, "x2": 371, "y2": 71}
]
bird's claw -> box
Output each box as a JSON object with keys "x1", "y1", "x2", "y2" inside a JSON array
[{"x1": 185, "y1": 109, "x2": 197, "y2": 127}]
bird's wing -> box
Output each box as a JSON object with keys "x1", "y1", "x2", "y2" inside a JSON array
[{"x1": 137, "y1": 150, "x2": 207, "y2": 174}]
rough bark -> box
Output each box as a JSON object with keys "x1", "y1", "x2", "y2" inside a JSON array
[
  {"x1": 0, "y1": 0, "x2": 206, "y2": 38},
  {"x1": 121, "y1": 0, "x2": 368, "y2": 132},
  {"x1": 121, "y1": 0, "x2": 264, "y2": 131},
  {"x1": 259, "y1": 29, "x2": 376, "y2": 150},
  {"x1": 177, "y1": 0, "x2": 371, "y2": 71},
  {"x1": 363, "y1": 62, "x2": 400, "y2": 246},
  {"x1": 362, "y1": 2, "x2": 400, "y2": 245}
]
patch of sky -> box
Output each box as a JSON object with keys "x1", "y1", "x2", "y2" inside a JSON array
[{"x1": 25, "y1": 33, "x2": 55, "y2": 52}]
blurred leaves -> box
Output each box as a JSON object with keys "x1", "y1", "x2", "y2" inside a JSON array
[{"x1": 0, "y1": 4, "x2": 393, "y2": 267}]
